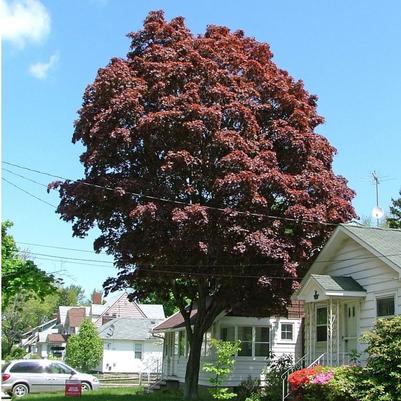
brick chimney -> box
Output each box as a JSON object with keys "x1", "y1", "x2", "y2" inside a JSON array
[{"x1": 91, "y1": 291, "x2": 102, "y2": 305}]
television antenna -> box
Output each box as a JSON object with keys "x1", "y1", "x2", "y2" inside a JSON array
[{"x1": 371, "y1": 171, "x2": 384, "y2": 226}]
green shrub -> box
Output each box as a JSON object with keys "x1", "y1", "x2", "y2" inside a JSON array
[
  {"x1": 236, "y1": 376, "x2": 260, "y2": 401},
  {"x1": 262, "y1": 353, "x2": 294, "y2": 401},
  {"x1": 4, "y1": 346, "x2": 27, "y2": 362},
  {"x1": 203, "y1": 339, "x2": 241, "y2": 400},
  {"x1": 360, "y1": 315, "x2": 401, "y2": 401}
]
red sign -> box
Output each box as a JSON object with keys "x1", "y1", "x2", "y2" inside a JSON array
[{"x1": 65, "y1": 380, "x2": 82, "y2": 397}]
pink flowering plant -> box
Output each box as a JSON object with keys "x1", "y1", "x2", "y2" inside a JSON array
[{"x1": 311, "y1": 370, "x2": 334, "y2": 385}]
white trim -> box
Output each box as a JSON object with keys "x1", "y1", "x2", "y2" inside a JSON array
[{"x1": 375, "y1": 293, "x2": 396, "y2": 318}]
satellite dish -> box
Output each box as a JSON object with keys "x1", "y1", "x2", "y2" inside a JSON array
[{"x1": 371, "y1": 207, "x2": 384, "y2": 219}]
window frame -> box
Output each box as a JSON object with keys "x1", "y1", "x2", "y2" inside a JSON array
[
  {"x1": 178, "y1": 330, "x2": 186, "y2": 357},
  {"x1": 219, "y1": 325, "x2": 270, "y2": 358},
  {"x1": 134, "y1": 343, "x2": 143, "y2": 360},
  {"x1": 376, "y1": 295, "x2": 396, "y2": 318},
  {"x1": 280, "y1": 323, "x2": 294, "y2": 341},
  {"x1": 316, "y1": 306, "x2": 328, "y2": 342}
]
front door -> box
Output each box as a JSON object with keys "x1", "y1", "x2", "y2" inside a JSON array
[{"x1": 344, "y1": 302, "x2": 358, "y2": 359}]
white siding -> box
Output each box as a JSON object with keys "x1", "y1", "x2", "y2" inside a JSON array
[
  {"x1": 323, "y1": 238, "x2": 400, "y2": 341},
  {"x1": 161, "y1": 315, "x2": 302, "y2": 386},
  {"x1": 101, "y1": 339, "x2": 163, "y2": 373}
]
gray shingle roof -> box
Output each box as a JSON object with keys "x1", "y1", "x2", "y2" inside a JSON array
[
  {"x1": 311, "y1": 274, "x2": 366, "y2": 292},
  {"x1": 342, "y1": 225, "x2": 401, "y2": 270},
  {"x1": 98, "y1": 318, "x2": 163, "y2": 341}
]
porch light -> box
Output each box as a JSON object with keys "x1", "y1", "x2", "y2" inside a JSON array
[{"x1": 313, "y1": 290, "x2": 319, "y2": 300}]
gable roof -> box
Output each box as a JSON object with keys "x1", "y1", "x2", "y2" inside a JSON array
[
  {"x1": 153, "y1": 308, "x2": 198, "y2": 332},
  {"x1": 66, "y1": 308, "x2": 86, "y2": 328},
  {"x1": 47, "y1": 334, "x2": 66, "y2": 343},
  {"x1": 303, "y1": 224, "x2": 401, "y2": 282},
  {"x1": 94, "y1": 293, "x2": 165, "y2": 325},
  {"x1": 98, "y1": 318, "x2": 163, "y2": 341},
  {"x1": 311, "y1": 274, "x2": 366, "y2": 292},
  {"x1": 138, "y1": 304, "x2": 165, "y2": 320},
  {"x1": 343, "y1": 225, "x2": 401, "y2": 270}
]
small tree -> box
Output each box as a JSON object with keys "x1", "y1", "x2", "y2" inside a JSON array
[
  {"x1": 203, "y1": 339, "x2": 241, "y2": 400},
  {"x1": 360, "y1": 315, "x2": 401, "y2": 401},
  {"x1": 65, "y1": 319, "x2": 103, "y2": 372},
  {"x1": 387, "y1": 189, "x2": 401, "y2": 228}
]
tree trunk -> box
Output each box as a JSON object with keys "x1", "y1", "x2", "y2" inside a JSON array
[{"x1": 183, "y1": 333, "x2": 204, "y2": 401}]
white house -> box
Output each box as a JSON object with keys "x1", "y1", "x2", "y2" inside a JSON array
[
  {"x1": 153, "y1": 303, "x2": 303, "y2": 386},
  {"x1": 294, "y1": 224, "x2": 401, "y2": 366},
  {"x1": 98, "y1": 318, "x2": 164, "y2": 373}
]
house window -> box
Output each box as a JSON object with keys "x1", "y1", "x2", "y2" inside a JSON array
[
  {"x1": 238, "y1": 327, "x2": 253, "y2": 356},
  {"x1": 134, "y1": 343, "x2": 143, "y2": 359},
  {"x1": 174, "y1": 331, "x2": 179, "y2": 356},
  {"x1": 202, "y1": 331, "x2": 212, "y2": 356},
  {"x1": 254, "y1": 327, "x2": 270, "y2": 356},
  {"x1": 178, "y1": 331, "x2": 186, "y2": 356},
  {"x1": 220, "y1": 327, "x2": 235, "y2": 341},
  {"x1": 281, "y1": 323, "x2": 294, "y2": 340},
  {"x1": 377, "y1": 296, "x2": 395, "y2": 317},
  {"x1": 316, "y1": 307, "x2": 327, "y2": 342}
]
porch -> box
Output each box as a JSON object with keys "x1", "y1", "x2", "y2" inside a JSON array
[{"x1": 295, "y1": 274, "x2": 367, "y2": 366}]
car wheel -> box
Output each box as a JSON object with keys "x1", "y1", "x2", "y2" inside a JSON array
[
  {"x1": 81, "y1": 382, "x2": 92, "y2": 391},
  {"x1": 12, "y1": 383, "x2": 29, "y2": 398}
]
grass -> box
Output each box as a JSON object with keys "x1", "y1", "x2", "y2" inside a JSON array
[{"x1": 19, "y1": 386, "x2": 208, "y2": 400}]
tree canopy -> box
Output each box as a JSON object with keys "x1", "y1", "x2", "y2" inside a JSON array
[
  {"x1": 1, "y1": 221, "x2": 59, "y2": 308},
  {"x1": 52, "y1": 11, "x2": 355, "y2": 399},
  {"x1": 387, "y1": 189, "x2": 401, "y2": 229}
]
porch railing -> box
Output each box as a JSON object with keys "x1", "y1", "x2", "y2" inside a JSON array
[{"x1": 281, "y1": 354, "x2": 309, "y2": 401}]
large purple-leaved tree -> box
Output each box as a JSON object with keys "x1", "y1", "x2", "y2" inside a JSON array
[{"x1": 52, "y1": 11, "x2": 355, "y2": 399}]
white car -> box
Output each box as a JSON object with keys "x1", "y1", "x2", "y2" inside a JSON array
[{"x1": 2, "y1": 359, "x2": 100, "y2": 398}]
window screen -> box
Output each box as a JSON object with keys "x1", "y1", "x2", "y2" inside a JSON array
[
  {"x1": 377, "y1": 297, "x2": 395, "y2": 317},
  {"x1": 254, "y1": 327, "x2": 269, "y2": 356},
  {"x1": 237, "y1": 327, "x2": 252, "y2": 356},
  {"x1": 316, "y1": 307, "x2": 327, "y2": 342}
]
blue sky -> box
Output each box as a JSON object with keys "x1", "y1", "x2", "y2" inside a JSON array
[{"x1": 2, "y1": 0, "x2": 401, "y2": 299}]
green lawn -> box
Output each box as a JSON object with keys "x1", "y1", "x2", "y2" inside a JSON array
[{"x1": 19, "y1": 387, "x2": 208, "y2": 401}]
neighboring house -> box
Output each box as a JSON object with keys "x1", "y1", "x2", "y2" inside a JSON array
[
  {"x1": 98, "y1": 318, "x2": 164, "y2": 373},
  {"x1": 153, "y1": 303, "x2": 303, "y2": 386},
  {"x1": 20, "y1": 319, "x2": 58, "y2": 355},
  {"x1": 93, "y1": 293, "x2": 165, "y2": 327},
  {"x1": 64, "y1": 307, "x2": 87, "y2": 335},
  {"x1": 294, "y1": 224, "x2": 401, "y2": 366},
  {"x1": 27, "y1": 291, "x2": 166, "y2": 372}
]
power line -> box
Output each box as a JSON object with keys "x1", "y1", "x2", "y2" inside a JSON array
[
  {"x1": 3, "y1": 167, "x2": 49, "y2": 188},
  {"x1": 20, "y1": 247, "x2": 401, "y2": 267},
  {"x1": 26, "y1": 251, "x2": 113, "y2": 264},
  {"x1": 16, "y1": 241, "x2": 104, "y2": 255},
  {"x1": 2, "y1": 177, "x2": 57, "y2": 208},
  {"x1": 2, "y1": 160, "x2": 339, "y2": 227}
]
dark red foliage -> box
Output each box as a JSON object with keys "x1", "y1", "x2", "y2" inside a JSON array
[{"x1": 53, "y1": 10, "x2": 355, "y2": 398}]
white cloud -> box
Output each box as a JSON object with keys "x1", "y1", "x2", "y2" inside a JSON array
[
  {"x1": 28, "y1": 52, "x2": 59, "y2": 79},
  {"x1": 0, "y1": 0, "x2": 51, "y2": 48}
]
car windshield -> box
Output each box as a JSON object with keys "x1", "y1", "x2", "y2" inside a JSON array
[{"x1": 1, "y1": 363, "x2": 10, "y2": 373}]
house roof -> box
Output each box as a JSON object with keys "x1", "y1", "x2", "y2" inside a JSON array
[
  {"x1": 47, "y1": 334, "x2": 66, "y2": 343},
  {"x1": 311, "y1": 274, "x2": 366, "y2": 292},
  {"x1": 98, "y1": 318, "x2": 163, "y2": 341},
  {"x1": 138, "y1": 304, "x2": 166, "y2": 320},
  {"x1": 153, "y1": 308, "x2": 199, "y2": 331},
  {"x1": 342, "y1": 225, "x2": 401, "y2": 270},
  {"x1": 66, "y1": 308, "x2": 86, "y2": 327},
  {"x1": 59, "y1": 306, "x2": 90, "y2": 325}
]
